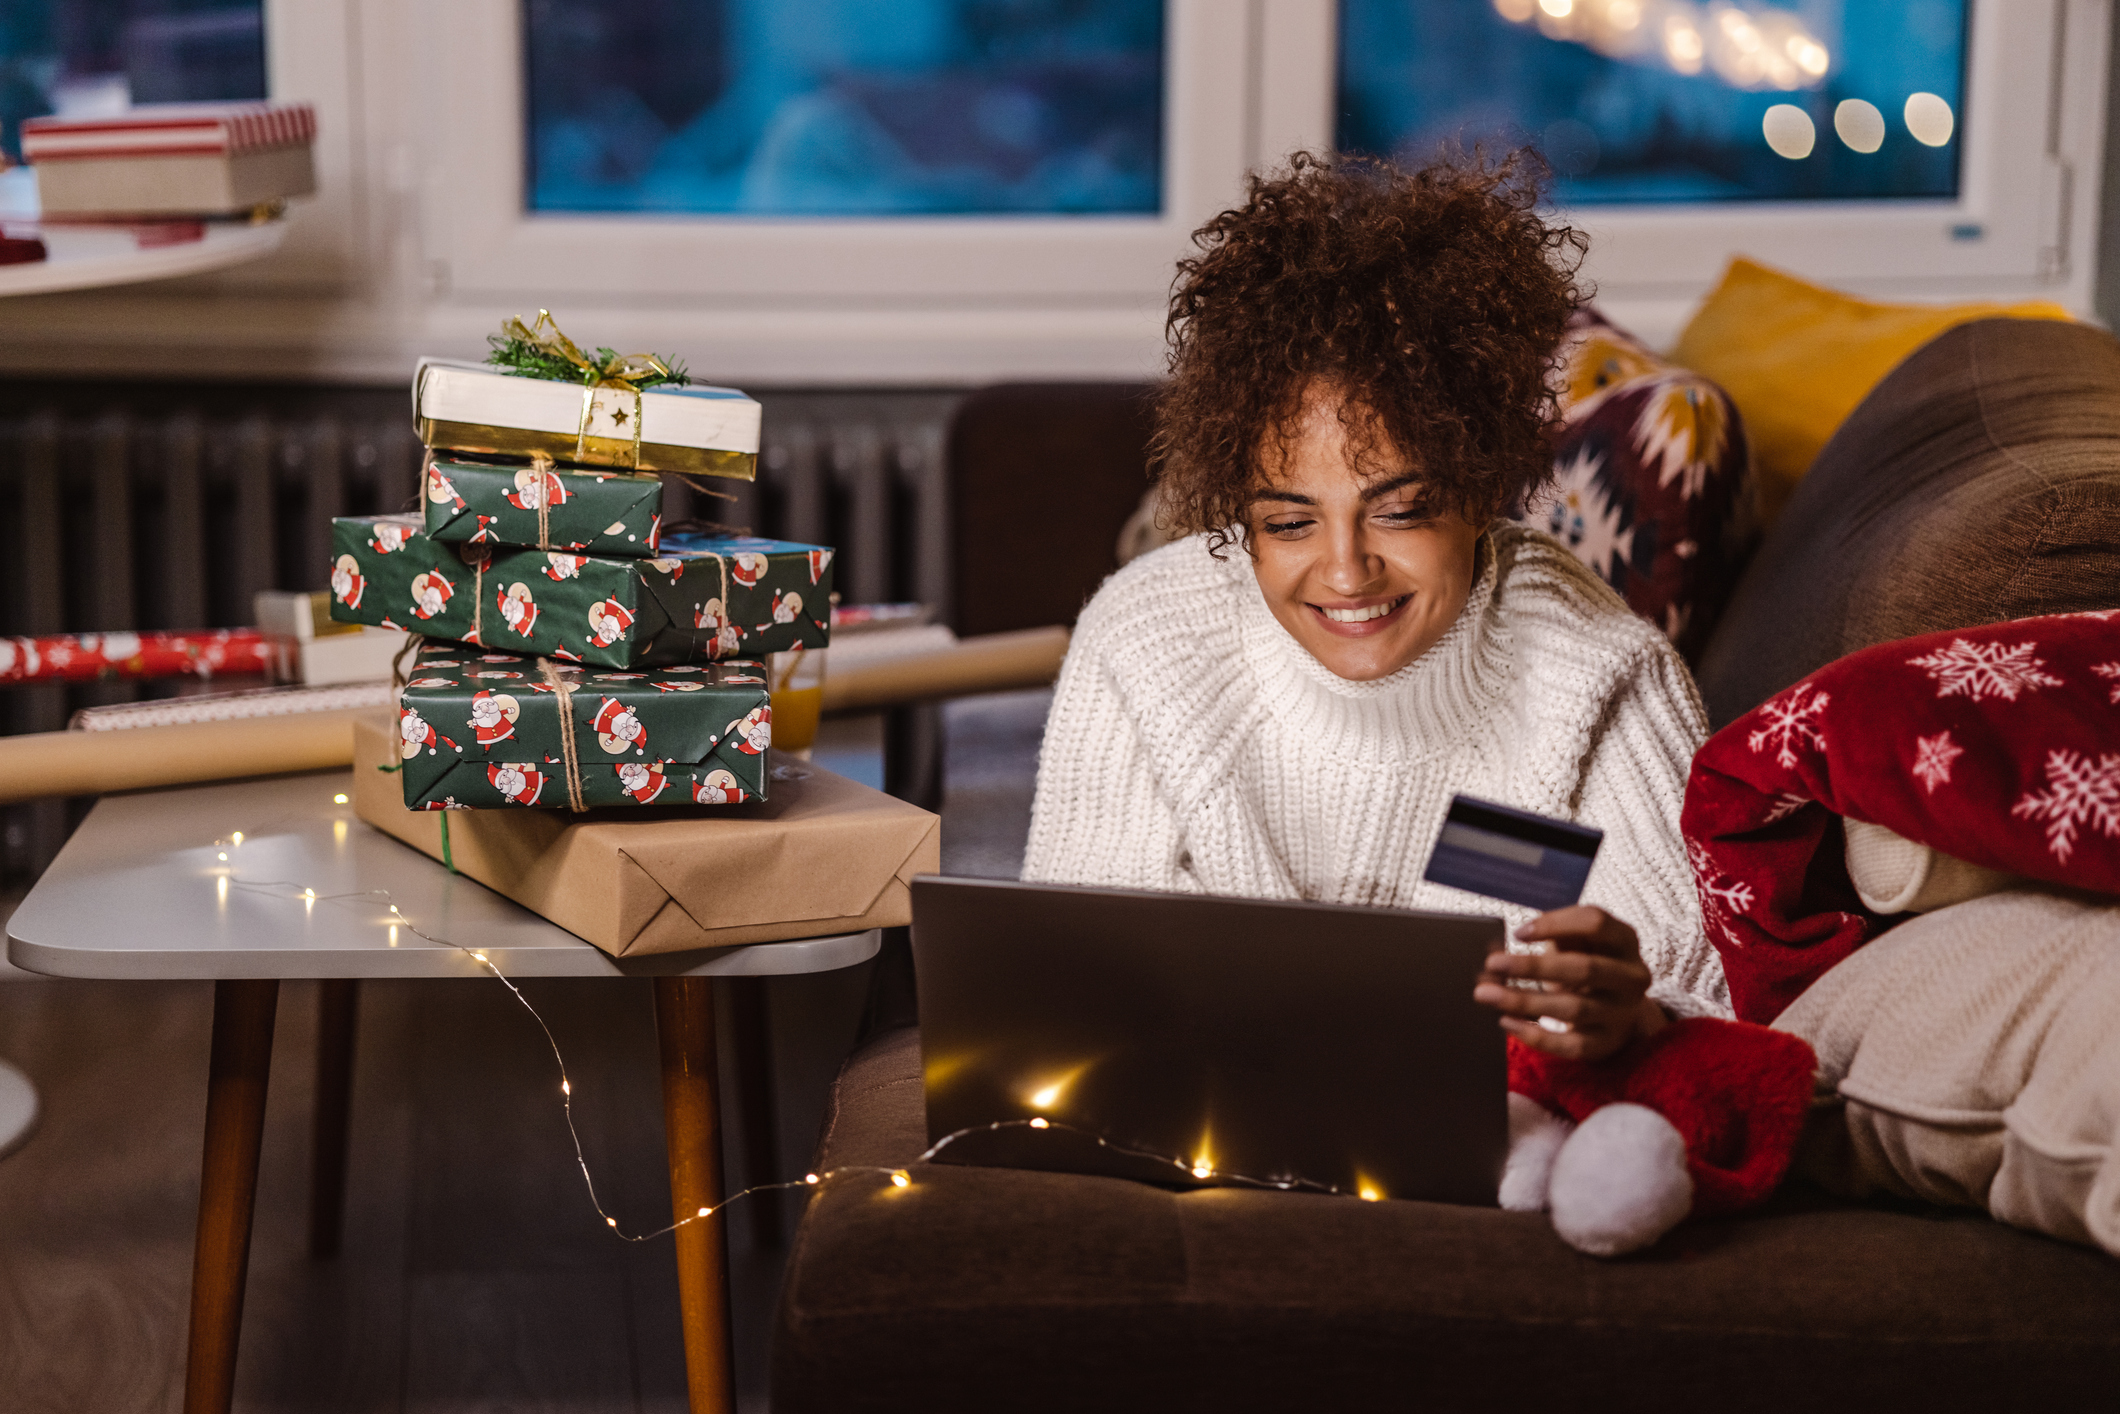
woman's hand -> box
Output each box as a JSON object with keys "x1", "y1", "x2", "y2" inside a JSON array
[{"x1": 1472, "y1": 905, "x2": 1666, "y2": 1062}]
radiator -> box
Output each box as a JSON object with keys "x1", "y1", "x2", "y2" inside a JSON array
[{"x1": 0, "y1": 382, "x2": 961, "y2": 883}]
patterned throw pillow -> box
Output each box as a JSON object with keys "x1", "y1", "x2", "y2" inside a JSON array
[{"x1": 1519, "y1": 307, "x2": 1757, "y2": 660}]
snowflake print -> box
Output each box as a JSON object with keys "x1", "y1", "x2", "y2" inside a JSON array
[
  {"x1": 1748, "y1": 683, "x2": 1830, "y2": 769},
  {"x1": 2093, "y1": 662, "x2": 2120, "y2": 705},
  {"x1": 2011, "y1": 749, "x2": 2120, "y2": 863},
  {"x1": 1688, "y1": 839, "x2": 1757, "y2": 946},
  {"x1": 1911, "y1": 731, "x2": 1964, "y2": 794},
  {"x1": 1906, "y1": 639, "x2": 2063, "y2": 703},
  {"x1": 1762, "y1": 792, "x2": 1808, "y2": 823}
]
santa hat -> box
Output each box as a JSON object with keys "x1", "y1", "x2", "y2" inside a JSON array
[{"x1": 1503, "y1": 1018, "x2": 1817, "y2": 1256}]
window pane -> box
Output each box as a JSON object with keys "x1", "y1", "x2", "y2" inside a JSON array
[
  {"x1": 1337, "y1": 1, "x2": 1966, "y2": 204},
  {"x1": 525, "y1": 0, "x2": 1166, "y2": 217},
  {"x1": 0, "y1": 1, "x2": 266, "y2": 162}
]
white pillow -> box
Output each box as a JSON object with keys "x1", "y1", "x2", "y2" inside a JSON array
[{"x1": 1775, "y1": 889, "x2": 2120, "y2": 1256}]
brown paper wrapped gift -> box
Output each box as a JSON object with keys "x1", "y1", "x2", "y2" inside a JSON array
[{"x1": 352, "y1": 716, "x2": 937, "y2": 957}]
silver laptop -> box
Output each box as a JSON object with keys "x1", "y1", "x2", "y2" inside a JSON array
[{"x1": 910, "y1": 877, "x2": 1508, "y2": 1206}]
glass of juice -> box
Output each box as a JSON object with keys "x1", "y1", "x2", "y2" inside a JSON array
[{"x1": 768, "y1": 644, "x2": 826, "y2": 758}]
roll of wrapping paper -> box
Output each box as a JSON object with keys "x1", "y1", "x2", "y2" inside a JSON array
[
  {"x1": 0, "y1": 627, "x2": 1072, "y2": 804},
  {"x1": 0, "y1": 707, "x2": 373, "y2": 806},
  {"x1": 0, "y1": 629, "x2": 290, "y2": 685}
]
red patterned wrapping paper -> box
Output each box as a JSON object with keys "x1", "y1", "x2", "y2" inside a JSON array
[{"x1": 0, "y1": 630, "x2": 291, "y2": 685}]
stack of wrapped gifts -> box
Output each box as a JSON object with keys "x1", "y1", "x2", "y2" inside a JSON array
[
  {"x1": 332, "y1": 316, "x2": 937, "y2": 959},
  {"x1": 332, "y1": 313, "x2": 835, "y2": 814}
]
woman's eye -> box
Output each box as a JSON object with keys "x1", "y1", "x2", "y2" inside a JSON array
[
  {"x1": 1264, "y1": 516, "x2": 1315, "y2": 536},
  {"x1": 1376, "y1": 505, "x2": 1433, "y2": 526}
]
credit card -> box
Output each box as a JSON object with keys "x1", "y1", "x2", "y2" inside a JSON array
[{"x1": 1422, "y1": 794, "x2": 1603, "y2": 912}]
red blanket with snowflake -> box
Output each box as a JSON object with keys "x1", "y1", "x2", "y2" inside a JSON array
[{"x1": 1682, "y1": 612, "x2": 2120, "y2": 1022}]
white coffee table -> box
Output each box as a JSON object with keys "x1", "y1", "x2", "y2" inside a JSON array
[{"x1": 5, "y1": 769, "x2": 879, "y2": 1414}]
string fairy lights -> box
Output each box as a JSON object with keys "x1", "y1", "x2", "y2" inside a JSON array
[{"x1": 209, "y1": 824, "x2": 1397, "y2": 1247}]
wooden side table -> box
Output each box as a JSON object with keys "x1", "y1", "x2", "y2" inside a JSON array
[{"x1": 6, "y1": 769, "x2": 880, "y2": 1414}]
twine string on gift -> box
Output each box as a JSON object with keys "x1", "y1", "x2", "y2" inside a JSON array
[
  {"x1": 215, "y1": 858, "x2": 1389, "y2": 1245},
  {"x1": 538, "y1": 656, "x2": 590, "y2": 813}
]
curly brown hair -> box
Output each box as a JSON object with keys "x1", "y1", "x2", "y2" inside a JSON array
[{"x1": 1153, "y1": 150, "x2": 1586, "y2": 552}]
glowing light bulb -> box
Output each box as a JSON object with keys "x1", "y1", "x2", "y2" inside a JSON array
[
  {"x1": 697, "y1": 1206, "x2": 710, "y2": 1218},
  {"x1": 230, "y1": 832, "x2": 243, "y2": 845},
  {"x1": 217, "y1": 852, "x2": 228, "y2": 861},
  {"x1": 1191, "y1": 1162, "x2": 1213, "y2": 1179},
  {"x1": 1905, "y1": 92, "x2": 1954, "y2": 147},
  {"x1": 1762, "y1": 104, "x2": 1816, "y2": 160},
  {"x1": 470, "y1": 950, "x2": 488, "y2": 964},
  {"x1": 1607, "y1": 0, "x2": 1640, "y2": 31},
  {"x1": 333, "y1": 793, "x2": 349, "y2": 804},
  {"x1": 1538, "y1": 0, "x2": 1571, "y2": 18},
  {"x1": 390, "y1": 905, "x2": 400, "y2": 914},
  {"x1": 805, "y1": 1173, "x2": 820, "y2": 1185},
  {"x1": 1664, "y1": 16, "x2": 1703, "y2": 73},
  {"x1": 303, "y1": 888, "x2": 315, "y2": 899},
  {"x1": 1029, "y1": 1083, "x2": 1063, "y2": 1109},
  {"x1": 1834, "y1": 99, "x2": 1885, "y2": 154},
  {"x1": 561, "y1": 1079, "x2": 571, "y2": 1096},
  {"x1": 1029, "y1": 1117, "x2": 1050, "y2": 1129},
  {"x1": 890, "y1": 1171, "x2": 911, "y2": 1188},
  {"x1": 1359, "y1": 1185, "x2": 1383, "y2": 1202},
  {"x1": 606, "y1": 1217, "x2": 617, "y2": 1228}
]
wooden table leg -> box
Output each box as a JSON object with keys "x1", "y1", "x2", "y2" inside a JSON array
[
  {"x1": 183, "y1": 978, "x2": 280, "y2": 1414},
  {"x1": 308, "y1": 978, "x2": 359, "y2": 1259},
  {"x1": 727, "y1": 976, "x2": 784, "y2": 1250},
  {"x1": 656, "y1": 975, "x2": 735, "y2": 1414}
]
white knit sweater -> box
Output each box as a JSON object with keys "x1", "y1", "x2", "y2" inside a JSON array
[{"x1": 1023, "y1": 524, "x2": 1732, "y2": 1019}]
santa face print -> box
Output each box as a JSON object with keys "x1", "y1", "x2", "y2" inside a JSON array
[
  {"x1": 398, "y1": 708, "x2": 457, "y2": 759},
  {"x1": 488, "y1": 762, "x2": 545, "y2": 805},
  {"x1": 331, "y1": 554, "x2": 365, "y2": 609},
  {"x1": 770, "y1": 591, "x2": 802, "y2": 625},
  {"x1": 692, "y1": 768, "x2": 746, "y2": 804},
  {"x1": 1246, "y1": 382, "x2": 1483, "y2": 684},
  {"x1": 587, "y1": 599, "x2": 633, "y2": 647},
  {"x1": 728, "y1": 705, "x2": 771, "y2": 754},
  {"x1": 616, "y1": 761, "x2": 667, "y2": 804},
  {"x1": 499, "y1": 582, "x2": 539, "y2": 637},
  {"x1": 426, "y1": 465, "x2": 465, "y2": 511},
  {"x1": 593, "y1": 696, "x2": 647, "y2": 755},
  {"x1": 409, "y1": 570, "x2": 454, "y2": 620},
  {"x1": 469, "y1": 689, "x2": 521, "y2": 745}
]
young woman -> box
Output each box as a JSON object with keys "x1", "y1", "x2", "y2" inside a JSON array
[{"x1": 1023, "y1": 153, "x2": 1730, "y2": 1060}]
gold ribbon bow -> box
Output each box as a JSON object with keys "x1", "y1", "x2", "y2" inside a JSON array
[{"x1": 496, "y1": 310, "x2": 676, "y2": 469}]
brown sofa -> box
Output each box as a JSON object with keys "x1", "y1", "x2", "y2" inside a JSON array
[{"x1": 772, "y1": 319, "x2": 2120, "y2": 1411}]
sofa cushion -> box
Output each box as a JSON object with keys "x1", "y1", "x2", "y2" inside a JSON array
[
  {"x1": 1670, "y1": 257, "x2": 2074, "y2": 522},
  {"x1": 1693, "y1": 317, "x2": 2120, "y2": 729},
  {"x1": 1518, "y1": 306, "x2": 1757, "y2": 659},
  {"x1": 773, "y1": 1029, "x2": 2120, "y2": 1414}
]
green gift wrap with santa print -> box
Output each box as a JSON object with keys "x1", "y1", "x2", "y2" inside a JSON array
[
  {"x1": 327, "y1": 514, "x2": 834, "y2": 669},
  {"x1": 393, "y1": 641, "x2": 772, "y2": 809},
  {"x1": 422, "y1": 454, "x2": 667, "y2": 558}
]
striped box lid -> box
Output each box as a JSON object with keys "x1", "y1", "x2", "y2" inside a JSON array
[{"x1": 21, "y1": 101, "x2": 316, "y2": 162}]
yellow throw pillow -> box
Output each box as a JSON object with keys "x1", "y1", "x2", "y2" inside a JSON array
[{"x1": 1669, "y1": 257, "x2": 2073, "y2": 524}]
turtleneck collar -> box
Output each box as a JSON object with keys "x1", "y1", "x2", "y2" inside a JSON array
[{"x1": 1234, "y1": 530, "x2": 1513, "y2": 757}]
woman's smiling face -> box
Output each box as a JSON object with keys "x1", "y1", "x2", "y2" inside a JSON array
[{"x1": 1246, "y1": 386, "x2": 1483, "y2": 683}]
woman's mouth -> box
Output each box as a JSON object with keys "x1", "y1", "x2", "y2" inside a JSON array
[{"x1": 1309, "y1": 594, "x2": 1410, "y2": 634}]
